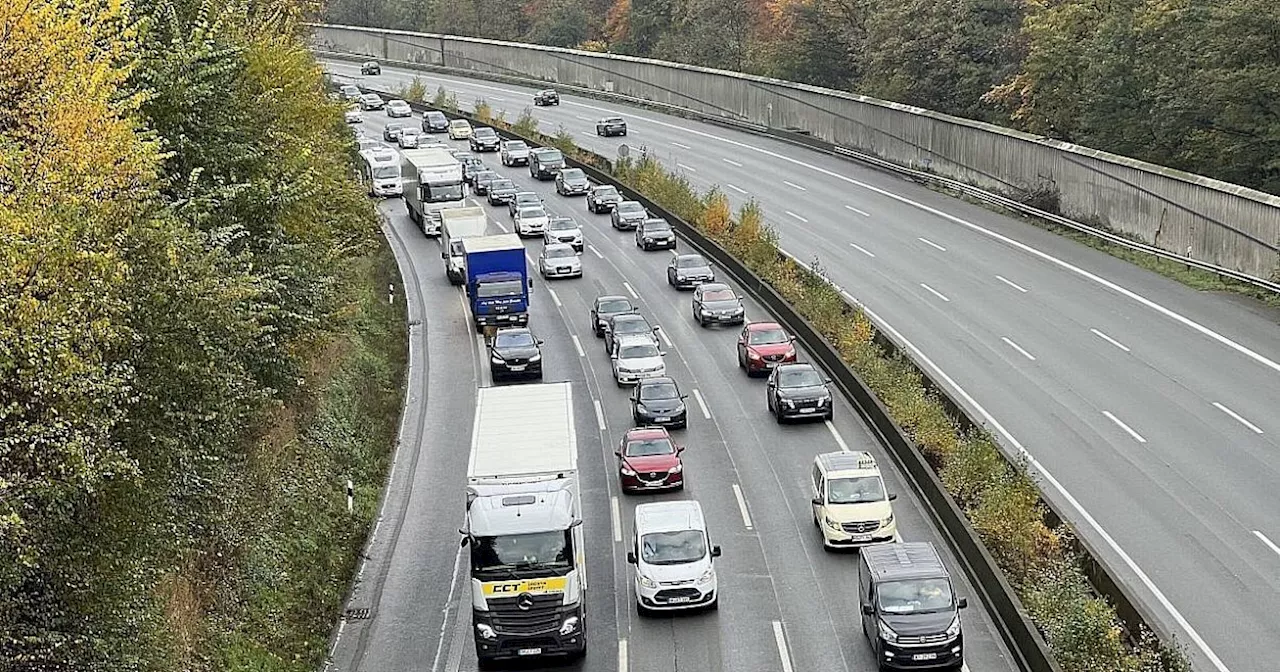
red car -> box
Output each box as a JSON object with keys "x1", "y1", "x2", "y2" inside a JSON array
[
  {"x1": 615, "y1": 427, "x2": 684, "y2": 492},
  {"x1": 737, "y1": 322, "x2": 797, "y2": 376}
]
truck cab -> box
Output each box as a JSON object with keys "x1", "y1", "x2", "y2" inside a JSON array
[
  {"x1": 859, "y1": 543, "x2": 967, "y2": 670},
  {"x1": 811, "y1": 451, "x2": 898, "y2": 549}
]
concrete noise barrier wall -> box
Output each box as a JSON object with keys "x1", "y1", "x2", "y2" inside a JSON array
[{"x1": 311, "y1": 23, "x2": 1280, "y2": 283}]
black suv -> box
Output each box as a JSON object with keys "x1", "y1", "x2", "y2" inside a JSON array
[
  {"x1": 586, "y1": 184, "x2": 622, "y2": 213},
  {"x1": 533, "y1": 89, "x2": 560, "y2": 106},
  {"x1": 472, "y1": 171, "x2": 499, "y2": 195},
  {"x1": 470, "y1": 126, "x2": 501, "y2": 152},
  {"x1": 361, "y1": 60, "x2": 381, "y2": 75},
  {"x1": 596, "y1": 117, "x2": 627, "y2": 137},
  {"x1": 422, "y1": 110, "x2": 449, "y2": 133},
  {"x1": 766, "y1": 363, "x2": 833, "y2": 422},
  {"x1": 590, "y1": 295, "x2": 637, "y2": 336},
  {"x1": 635, "y1": 218, "x2": 676, "y2": 250},
  {"x1": 529, "y1": 147, "x2": 565, "y2": 180},
  {"x1": 489, "y1": 327, "x2": 543, "y2": 381},
  {"x1": 487, "y1": 178, "x2": 518, "y2": 205},
  {"x1": 631, "y1": 377, "x2": 688, "y2": 428}
]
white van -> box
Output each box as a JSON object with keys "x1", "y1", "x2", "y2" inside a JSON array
[
  {"x1": 627, "y1": 501, "x2": 720, "y2": 613},
  {"x1": 358, "y1": 145, "x2": 402, "y2": 197},
  {"x1": 810, "y1": 451, "x2": 898, "y2": 549}
]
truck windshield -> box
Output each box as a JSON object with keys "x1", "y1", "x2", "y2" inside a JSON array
[
  {"x1": 877, "y1": 578, "x2": 954, "y2": 614},
  {"x1": 641, "y1": 530, "x2": 706, "y2": 565},
  {"x1": 476, "y1": 280, "x2": 524, "y2": 298},
  {"x1": 372, "y1": 166, "x2": 399, "y2": 179},
  {"x1": 450, "y1": 240, "x2": 465, "y2": 256},
  {"x1": 472, "y1": 531, "x2": 572, "y2": 575},
  {"x1": 827, "y1": 476, "x2": 886, "y2": 504},
  {"x1": 424, "y1": 183, "x2": 463, "y2": 202}
]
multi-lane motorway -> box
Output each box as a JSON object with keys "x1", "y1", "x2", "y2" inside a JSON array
[{"x1": 325, "y1": 103, "x2": 1020, "y2": 671}]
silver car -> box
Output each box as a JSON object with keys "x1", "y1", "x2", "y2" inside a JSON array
[
  {"x1": 386, "y1": 99, "x2": 412, "y2": 117},
  {"x1": 344, "y1": 108, "x2": 363, "y2": 124},
  {"x1": 397, "y1": 128, "x2": 422, "y2": 148},
  {"x1": 514, "y1": 206, "x2": 550, "y2": 237},
  {"x1": 539, "y1": 243, "x2": 582, "y2": 279},
  {"x1": 542, "y1": 216, "x2": 583, "y2": 252},
  {"x1": 611, "y1": 336, "x2": 666, "y2": 386}
]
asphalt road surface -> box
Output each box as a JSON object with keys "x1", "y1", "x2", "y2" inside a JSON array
[
  {"x1": 322, "y1": 59, "x2": 1280, "y2": 672},
  {"x1": 323, "y1": 108, "x2": 1019, "y2": 672}
]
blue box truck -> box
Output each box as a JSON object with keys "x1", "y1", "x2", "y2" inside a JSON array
[{"x1": 462, "y1": 233, "x2": 531, "y2": 331}]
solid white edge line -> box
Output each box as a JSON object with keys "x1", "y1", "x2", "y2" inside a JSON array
[
  {"x1": 849, "y1": 243, "x2": 876, "y2": 258},
  {"x1": 676, "y1": 162, "x2": 697, "y2": 172},
  {"x1": 920, "y1": 283, "x2": 950, "y2": 302},
  {"x1": 1213, "y1": 402, "x2": 1264, "y2": 434},
  {"x1": 995, "y1": 274, "x2": 1028, "y2": 293},
  {"x1": 772, "y1": 621, "x2": 795, "y2": 672},
  {"x1": 691, "y1": 388, "x2": 711, "y2": 419},
  {"x1": 783, "y1": 180, "x2": 807, "y2": 191},
  {"x1": 844, "y1": 204, "x2": 871, "y2": 216},
  {"x1": 723, "y1": 158, "x2": 743, "y2": 167},
  {"x1": 594, "y1": 399, "x2": 606, "y2": 430},
  {"x1": 1091, "y1": 328, "x2": 1132, "y2": 352},
  {"x1": 657, "y1": 326, "x2": 674, "y2": 348},
  {"x1": 1253, "y1": 530, "x2": 1280, "y2": 558},
  {"x1": 571, "y1": 334, "x2": 585, "y2": 357},
  {"x1": 623, "y1": 281, "x2": 639, "y2": 299},
  {"x1": 917, "y1": 237, "x2": 947, "y2": 252},
  {"x1": 611, "y1": 496, "x2": 622, "y2": 543},
  {"x1": 672, "y1": 141, "x2": 691, "y2": 149},
  {"x1": 826, "y1": 420, "x2": 851, "y2": 452},
  {"x1": 618, "y1": 638, "x2": 629, "y2": 672},
  {"x1": 1001, "y1": 336, "x2": 1037, "y2": 361},
  {"x1": 549, "y1": 288, "x2": 562, "y2": 307},
  {"x1": 1103, "y1": 410, "x2": 1148, "y2": 443},
  {"x1": 731, "y1": 483, "x2": 753, "y2": 529},
  {"x1": 785, "y1": 210, "x2": 809, "y2": 223},
  {"x1": 588, "y1": 243, "x2": 604, "y2": 258},
  {"x1": 727, "y1": 184, "x2": 748, "y2": 194}
]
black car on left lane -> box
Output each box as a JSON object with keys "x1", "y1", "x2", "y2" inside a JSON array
[
  {"x1": 489, "y1": 327, "x2": 543, "y2": 381},
  {"x1": 766, "y1": 363, "x2": 833, "y2": 422},
  {"x1": 631, "y1": 376, "x2": 688, "y2": 428}
]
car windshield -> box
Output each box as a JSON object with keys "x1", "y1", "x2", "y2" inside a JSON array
[
  {"x1": 471, "y1": 530, "x2": 571, "y2": 572},
  {"x1": 519, "y1": 208, "x2": 546, "y2": 219},
  {"x1": 549, "y1": 219, "x2": 576, "y2": 230},
  {"x1": 703, "y1": 290, "x2": 735, "y2": 302},
  {"x1": 594, "y1": 186, "x2": 618, "y2": 197},
  {"x1": 516, "y1": 194, "x2": 538, "y2": 203},
  {"x1": 827, "y1": 476, "x2": 886, "y2": 504},
  {"x1": 877, "y1": 578, "x2": 955, "y2": 614},
  {"x1": 451, "y1": 121, "x2": 468, "y2": 127},
  {"x1": 491, "y1": 180, "x2": 514, "y2": 190},
  {"x1": 606, "y1": 117, "x2": 623, "y2": 123},
  {"x1": 645, "y1": 221, "x2": 671, "y2": 231},
  {"x1": 778, "y1": 368, "x2": 823, "y2": 387},
  {"x1": 639, "y1": 382, "x2": 678, "y2": 401},
  {"x1": 676, "y1": 256, "x2": 706, "y2": 269},
  {"x1": 494, "y1": 332, "x2": 535, "y2": 348},
  {"x1": 545, "y1": 247, "x2": 575, "y2": 259},
  {"x1": 386, "y1": 123, "x2": 403, "y2": 131},
  {"x1": 476, "y1": 280, "x2": 523, "y2": 298},
  {"x1": 539, "y1": 149, "x2": 564, "y2": 162},
  {"x1": 372, "y1": 166, "x2": 398, "y2": 179},
  {"x1": 748, "y1": 327, "x2": 788, "y2": 345},
  {"x1": 506, "y1": 141, "x2": 527, "y2": 149},
  {"x1": 625, "y1": 437, "x2": 674, "y2": 456},
  {"x1": 641, "y1": 530, "x2": 706, "y2": 565},
  {"x1": 598, "y1": 298, "x2": 632, "y2": 314},
  {"x1": 618, "y1": 202, "x2": 643, "y2": 213},
  {"x1": 614, "y1": 318, "x2": 649, "y2": 333},
  {"x1": 561, "y1": 169, "x2": 584, "y2": 179},
  {"x1": 401, "y1": 128, "x2": 418, "y2": 136},
  {"x1": 620, "y1": 343, "x2": 659, "y2": 359},
  {"x1": 476, "y1": 172, "x2": 495, "y2": 181},
  {"x1": 476, "y1": 128, "x2": 496, "y2": 137},
  {"x1": 427, "y1": 112, "x2": 445, "y2": 121}
]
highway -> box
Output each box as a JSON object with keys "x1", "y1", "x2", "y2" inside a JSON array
[
  {"x1": 322, "y1": 59, "x2": 1280, "y2": 672},
  {"x1": 325, "y1": 107, "x2": 1019, "y2": 671}
]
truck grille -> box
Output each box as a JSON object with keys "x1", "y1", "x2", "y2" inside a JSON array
[
  {"x1": 841, "y1": 520, "x2": 880, "y2": 534},
  {"x1": 488, "y1": 593, "x2": 564, "y2": 635}
]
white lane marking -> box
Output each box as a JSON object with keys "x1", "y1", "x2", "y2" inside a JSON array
[
  {"x1": 618, "y1": 638, "x2": 629, "y2": 672},
  {"x1": 826, "y1": 421, "x2": 851, "y2": 452},
  {"x1": 691, "y1": 388, "x2": 711, "y2": 419},
  {"x1": 1213, "y1": 402, "x2": 1264, "y2": 434},
  {"x1": 623, "y1": 281, "x2": 639, "y2": 298},
  {"x1": 920, "y1": 283, "x2": 950, "y2": 302},
  {"x1": 785, "y1": 211, "x2": 808, "y2": 223},
  {"x1": 917, "y1": 237, "x2": 947, "y2": 252},
  {"x1": 494, "y1": 220, "x2": 508, "y2": 231},
  {"x1": 672, "y1": 141, "x2": 691, "y2": 149},
  {"x1": 657, "y1": 326, "x2": 674, "y2": 348},
  {"x1": 1091, "y1": 328, "x2": 1131, "y2": 353},
  {"x1": 549, "y1": 288, "x2": 562, "y2": 307},
  {"x1": 489, "y1": 96, "x2": 504, "y2": 101},
  {"x1": 772, "y1": 621, "x2": 795, "y2": 672},
  {"x1": 594, "y1": 399, "x2": 607, "y2": 430},
  {"x1": 676, "y1": 162, "x2": 697, "y2": 172},
  {"x1": 524, "y1": 252, "x2": 535, "y2": 266},
  {"x1": 849, "y1": 243, "x2": 876, "y2": 258},
  {"x1": 844, "y1": 204, "x2": 870, "y2": 216},
  {"x1": 571, "y1": 334, "x2": 585, "y2": 357},
  {"x1": 783, "y1": 180, "x2": 807, "y2": 191},
  {"x1": 723, "y1": 158, "x2": 742, "y2": 167},
  {"x1": 1254, "y1": 531, "x2": 1280, "y2": 558},
  {"x1": 731, "y1": 483, "x2": 753, "y2": 529},
  {"x1": 996, "y1": 275, "x2": 1028, "y2": 293},
  {"x1": 727, "y1": 183, "x2": 748, "y2": 194},
  {"x1": 1103, "y1": 411, "x2": 1147, "y2": 443},
  {"x1": 1001, "y1": 337, "x2": 1037, "y2": 361},
  {"x1": 611, "y1": 496, "x2": 622, "y2": 543},
  {"x1": 330, "y1": 620, "x2": 346, "y2": 656},
  {"x1": 587, "y1": 243, "x2": 603, "y2": 258},
  {"x1": 575, "y1": 115, "x2": 592, "y2": 121}
]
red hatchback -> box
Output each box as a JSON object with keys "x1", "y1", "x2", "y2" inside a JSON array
[
  {"x1": 615, "y1": 427, "x2": 685, "y2": 492},
  {"x1": 737, "y1": 322, "x2": 797, "y2": 376}
]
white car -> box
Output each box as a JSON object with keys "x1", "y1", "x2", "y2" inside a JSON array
[
  {"x1": 386, "y1": 99, "x2": 412, "y2": 117},
  {"x1": 397, "y1": 128, "x2": 422, "y2": 149},
  {"x1": 513, "y1": 206, "x2": 549, "y2": 237},
  {"x1": 344, "y1": 108, "x2": 363, "y2": 124},
  {"x1": 611, "y1": 335, "x2": 666, "y2": 386},
  {"x1": 448, "y1": 119, "x2": 472, "y2": 140},
  {"x1": 340, "y1": 84, "x2": 362, "y2": 101},
  {"x1": 539, "y1": 243, "x2": 582, "y2": 279},
  {"x1": 628, "y1": 501, "x2": 720, "y2": 613},
  {"x1": 542, "y1": 216, "x2": 583, "y2": 252}
]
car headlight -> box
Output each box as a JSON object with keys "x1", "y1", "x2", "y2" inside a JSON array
[
  {"x1": 620, "y1": 466, "x2": 636, "y2": 476},
  {"x1": 881, "y1": 512, "x2": 894, "y2": 526},
  {"x1": 490, "y1": 356, "x2": 503, "y2": 364},
  {"x1": 784, "y1": 347, "x2": 796, "y2": 358},
  {"x1": 697, "y1": 568, "x2": 715, "y2": 585},
  {"x1": 878, "y1": 619, "x2": 898, "y2": 644},
  {"x1": 748, "y1": 351, "x2": 761, "y2": 360},
  {"x1": 529, "y1": 354, "x2": 541, "y2": 362},
  {"x1": 476, "y1": 623, "x2": 497, "y2": 640},
  {"x1": 559, "y1": 616, "x2": 580, "y2": 635},
  {"x1": 668, "y1": 463, "x2": 683, "y2": 474},
  {"x1": 824, "y1": 516, "x2": 841, "y2": 530},
  {"x1": 782, "y1": 399, "x2": 795, "y2": 407},
  {"x1": 643, "y1": 237, "x2": 653, "y2": 242},
  {"x1": 638, "y1": 574, "x2": 657, "y2": 589},
  {"x1": 945, "y1": 616, "x2": 961, "y2": 639}
]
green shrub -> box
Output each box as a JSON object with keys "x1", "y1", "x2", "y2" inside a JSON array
[
  {"x1": 396, "y1": 76, "x2": 428, "y2": 102},
  {"x1": 512, "y1": 107, "x2": 539, "y2": 136},
  {"x1": 473, "y1": 98, "x2": 492, "y2": 123}
]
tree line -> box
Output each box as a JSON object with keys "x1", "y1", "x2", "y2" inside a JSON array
[{"x1": 324, "y1": 0, "x2": 1280, "y2": 196}]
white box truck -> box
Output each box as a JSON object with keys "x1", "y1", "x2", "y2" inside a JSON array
[
  {"x1": 462, "y1": 382, "x2": 587, "y2": 667},
  {"x1": 401, "y1": 147, "x2": 465, "y2": 236},
  {"x1": 440, "y1": 206, "x2": 489, "y2": 285}
]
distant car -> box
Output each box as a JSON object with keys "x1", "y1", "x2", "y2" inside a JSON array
[
  {"x1": 611, "y1": 336, "x2": 666, "y2": 386},
  {"x1": 533, "y1": 89, "x2": 560, "y2": 106},
  {"x1": 489, "y1": 327, "x2": 543, "y2": 381},
  {"x1": 361, "y1": 60, "x2": 381, "y2": 75},
  {"x1": 631, "y1": 376, "x2": 688, "y2": 429},
  {"x1": 766, "y1": 363, "x2": 833, "y2": 422},
  {"x1": 458, "y1": 155, "x2": 486, "y2": 182},
  {"x1": 539, "y1": 243, "x2": 582, "y2": 279},
  {"x1": 344, "y1": 108, "x2": 363, "y2": 124},
  {"x1": 667, "y1": 253, "x2": 715, "y2": 289},
  {"x1": 615, "y1": 427, "x2": 684, "y2": 492},
  {"x1": 358, "y1": 93, "x2": 385, "y2": 111},
  {"x1": 340, "y1": 84, "x2": 362, "y2": 101},
  {"x1": 386, "y1": 100, "x2": 412, "y2": 117},
  {"x1": 604, "y1": 313, "x2": 658, "y2": 355},
  {"x1": 486, "y1": 178, "x2": 518, "y2": 205},
  {"x1": 514, "y1": 206, "x2": 550, "y2": 237},
  {"x1": 422, "y1": 110, "x2": 449, "y2": 133},
  {"x1": 447, "y1": 119, "x2": 472, "y2": 139},
  {"x1": 610, "y1": 200, "x2": 648, "y2": 230},
  {"x1": 397, "y1": 128, "x2": 422, "y2": 148},
  {"x1": 543, "y1": 216, "x2": 584, "y2": 252},
  {"x1": 586, "y1": 184, "x2": 622, "y2": 213},
  {"x1": 635, "y1": 217, "x2": 676, "y2": 251},
  {"x1": 508, "y1": 191, "x2": 542, "y2": 217},
  {"x1": 469, "y1": 126, "x2": 501, "y2": 152},
  {"x1": 737, "y1": 322, "x2": 797, "y2": 376},
  {"x1": 596, "y1": 116, "x2": 627, "y2": 137},
  {"x1": 691, "y1": 283, "x2": 744, "y2": 327},
  {"x1": 382, "y1": 122, "x2": 406, "y2": 141},
  {"x1": 590, "y1": 295, "x2": 637, "y2": 337},
  {"x1": 529, "y1": 147, "x2": 565, "y2": 180},
  {"x1": 500, "y1": 140, "x2": 530, "y2": 166},
  {"x1": 555, "y1": 168, "x2": 591, "y2": 196},
  {"x1": 472, "y1": 170, "x2": 498, "y2": 195}
]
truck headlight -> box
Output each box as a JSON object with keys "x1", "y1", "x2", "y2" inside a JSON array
[
  {"x1": 945, "y1": 616, "x2": 961, "y2": 639},
  {"x1": 878, "y1": 619, "x2": 898, "y2": 644},
  {"x1": 559, "y1": 616, "x2": 580, "y2": 635},
  {"x1": 697, "y1": 568, "x2": 715, "y2": 585},
  {"x1": 638, "y1": 574, "x2": 657, "y2": 589},
  {"x1": 475, "y1": 623, "x2": 497, "y2": 640},
  {"x1": 881, "y1": 512, "x2": 894, "y2": 527}
]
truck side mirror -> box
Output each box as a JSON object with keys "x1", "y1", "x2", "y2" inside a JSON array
[
  {"x1": 458, "y1": 532, "x2": 470, "y2": 547},
  {"x1": 958, "y1": 597, "x2": 968, "y2": 609},
  {"x1": 441, "y1": 252, "x2": 448, "y2": 259},
  {"x1": 711, "y1": 545, "x2": 721, "y2": 557},
  {"x1": 888, "y1": 493, "x2": 898, "y2": 501},
  {"x1": 610, "y1": 354, "x2": 618, "y2": 360},
  {"x1": 861, "y1": 604, "x2": 875, "y2": 616},
  {"x1": 626, "y1": 551, "x2": 637, "y2": 564}
]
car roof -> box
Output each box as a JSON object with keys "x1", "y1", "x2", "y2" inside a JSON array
[
  {"x1": 861, "y1": 543, "x2": 948, "y2": 582},
  {"x1": 635, "y1": 501, "x2": 705, "y2": 535},
  {"x1": 450, "y1": 118, "x2": 469, "y2": 124},
  {"x1": 596, "y1": 294, "x2": 629, "y2": 304},
  {"x1": 494, "y1": 326, "x2": 532, "y2": 337},
  {"x1": 637, "y1": 376, "x2": 677, "y2": 388},
  {"x1": 776, "y1": 362, "x2": 816, "y2": 373},
  {"x1": 675, "y1": 253, "x2": 707, "y2": 263},
  {"x1": 518, "y1": 206, "x2": 546, "y2": 214},
  {"x1": 624, "y1": 426, "x2": 670, "y2": 441},
  {"x1": 615, "y1": 333, "x2": 657, "y2": 348},
  {"x1": 698, "y1": 283, "x2": 732, "y2": 293},
  {"x1": 747, "y1": 321, "x2": 784, "y2": 331},
  {"x1": 816, "y1": 451, "x2": 879, "y2": 477},
  {"x1": 543, "y1": 242, "x2": 574, "y2": 252}
]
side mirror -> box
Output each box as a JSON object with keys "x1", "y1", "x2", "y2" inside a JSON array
[
  {"x1": 958, "y1": 597, "x2": 968, "y2": 609},
  {"x1": 441, "y1": 252, "x2": 448, "y2": 259},
  {"x1": 610, "y1": 355, "x2": 618, "y2": 360},
  {"x1": 711, "y1": 545, "x2": 721, "y2": 558},
  {"x1": 676, "y1": 445, "x2": 685, "y2": 453},
  {"x1": 614, "y1": 450, "x2": 622, "y2": 457},
  {"x1": 861, "y1": 604, "x2": 875, "y2": 616},
  {"x1": 537, "y1": 339, "x2": 544, "y2": 345},
  {"x1": 823, "y1": 378, "x2": 833, "y2": 385},
  {"x1": 652, "y1": 326, "x2": 660, "y2": 332},
  {"x1": 680, "y1": 394, "x2": 688, "y2": 400},
  {"x1": 789, "y1": 336, "x2": 797, "y2": 342},
  {"x1": 767, "y1": 381, "x2": 775, "y2": 388},
  {"x1": 659, "y1": 351, "x2": 667, "y2": 357},
  {"x1": 811, "y1": 497, "x2": 822, "y2": 506},
  {"x1": 528, "y1": 278, "x2": 534, "y2": 288},
  {"x1": 626, "y1": 551, "x2": 637, "y2": 564},
  {"x1": 888, "y1": 493, "x2": 898, "y2": 501}
]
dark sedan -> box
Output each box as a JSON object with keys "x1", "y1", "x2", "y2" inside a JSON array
[
  {"x1": 667, "y1": 253, "x2": 715, "y2": 289},
  {"x1": 603, "y1": 313, "x2": 658, "y2": 354},
  {"x1": 470, "y1": 126, "x2": 501, "y2": 152},
  {"x1": 361, "y1": 60, "x2": 381, "y2": 75},
  {"x1": 586, "y1": 184, "x2": 622, "y2": 213},
  {"x1": 422, "y1": 110, "x2": 449, "y2": 133},
  {"x1": 766, "y1": 363, "x2": 833, "y2": 422},
  {"x1": 591, "y1": 295, "x2": 637, "y2": 336},
  {"x1": 631, "y1": 377, "x2": 688, "y2": 428},
  {"x1": 533, "y1": 89, "x2": 560, "y2": 106},
  {"x1": 489, "y1": 327, "x2": 543, "y2": 381},
  {"x1": 635, "y1": 217, "x2": 676, "y2": 251},
  {"x1": 487, "y1": 179, "x2": 518, "y2": 205},
  {"x1": 382, "y1": 122, "x2": 406, "y2": 141},
  {"x1": 472, "y1": 171, "x2": 499, "y2": 195},
  {"x1": 611, "y1": 200, "x2": 648, "y2": 230},
  {"x1": 692, "y1": 283, "x2": 745, "y2": 326}
]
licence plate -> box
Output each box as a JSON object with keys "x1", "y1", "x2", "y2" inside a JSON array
[
  {"x1": 509, "y1": 365, "x2": 526, "y2": 371},
  {"x1": 912, "y1": 653, "x2": 937, "y2": 661},
  {"x1": 849, "y1": 533, "x2": 872, "y2": 542},
  {"x1": 666, "y1": 596, "x2": 692, "y2": 604},
  {"x1": 765, "y1": 362, "x2": 778, "y2": 368},
  {"x1": 518, "y1": 648, "x2": 543, "y2": 656},
  {"x1": 557, "y1": 267, "x2": 570, "y2": 273},
  {"x1": 656, "y1": 416, "x2": 670, "y2": 422},
  {"x1": 799, "y1": 408, "x2": 816, "y2": 413}
]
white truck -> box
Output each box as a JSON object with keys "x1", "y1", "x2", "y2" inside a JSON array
[
  {"x1": 441, "y1": 206, "x2": 489, "y2": 285},
  {"x1": 462, "y1": 382, "x2": 587, "y2": 667},
  {"x1": 401, "y1": 147, "x2": 465, "y2": 236}
]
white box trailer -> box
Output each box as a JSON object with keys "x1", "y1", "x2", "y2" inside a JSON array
[{"x1": 441, "y1": 206, "x2": 489, "y2": 285}]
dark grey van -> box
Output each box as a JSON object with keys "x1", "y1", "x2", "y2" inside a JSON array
[
  {"x1": 529, "y1": 147, "x2": 565, "y2": 180},
  {"x1": 859, "y1": 543, "x2": 967, "y2": 670}
]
